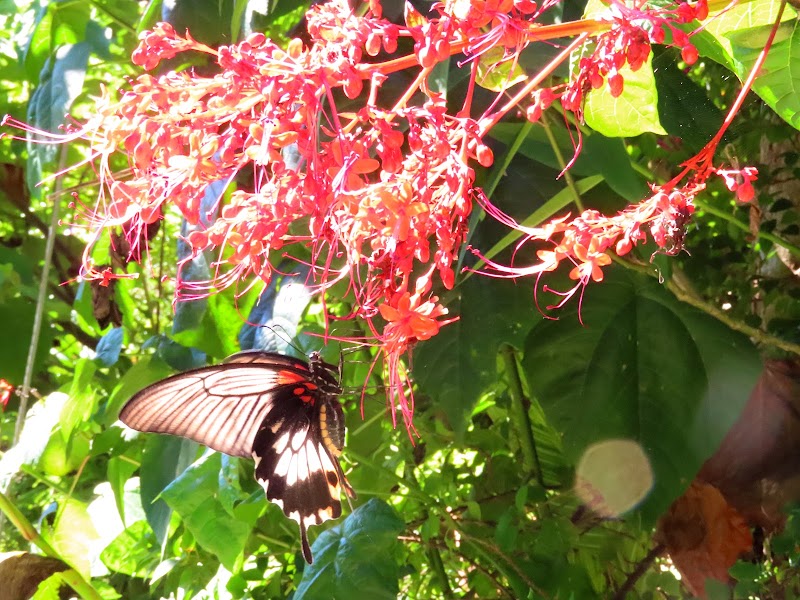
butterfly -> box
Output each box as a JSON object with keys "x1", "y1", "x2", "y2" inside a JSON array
[{"x1": 119, "y1": 350, "x2": 355, "y2": 563}]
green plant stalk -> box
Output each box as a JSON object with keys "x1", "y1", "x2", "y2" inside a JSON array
[
  {"x1": 59, "y1": 570, "x2": 105, "y2": 600},
  {"x1": 0, "y1": 490, "x2": 58, "y2": 556},
  {"x1": 541, "y1": 110, "x2": 584, "y2": 212},
  {"x1": 426, "y1": 543, "x2": 453, "y2": 598},
  {"x1": 694, "y1": 197, "x2": 800, "y2": 257},
  {"x1": 0, "y1": 491, "x2": 102, "y2": 599},
  {"x1": 500, "y1": 344, "x2": 539, "y2": 479}
]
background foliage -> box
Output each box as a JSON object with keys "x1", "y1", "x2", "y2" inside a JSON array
[{"x1": 1, "y1": 0, "x2": 800, "y2": 598}]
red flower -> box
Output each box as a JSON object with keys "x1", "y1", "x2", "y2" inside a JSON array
[{"x1": 0, "y1": 379, "x2": 13, "y2": 411}]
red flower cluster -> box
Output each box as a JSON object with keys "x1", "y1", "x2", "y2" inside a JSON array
[
  {"x1": 475, "y1": 183, "x2": 700, "y2": 316},
  {"x1": 561, "y1": 0, "x2": 706, "y2": 110},
  {"x1": 3, "y1": 0, "x2": 752, "y2": 433}
]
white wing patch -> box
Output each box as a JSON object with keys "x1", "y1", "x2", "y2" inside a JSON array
[{"x1": 255, "y1": 427, "x2": 345, "y2": 564}]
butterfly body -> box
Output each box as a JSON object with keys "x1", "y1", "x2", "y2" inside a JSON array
[{"x1": 119, "y1": 350, "x2": 354, "y2": 563}]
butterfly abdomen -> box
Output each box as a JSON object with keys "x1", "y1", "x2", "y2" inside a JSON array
[{"x1": 319, "y1": 401, "x2": 346, "y2": 457}]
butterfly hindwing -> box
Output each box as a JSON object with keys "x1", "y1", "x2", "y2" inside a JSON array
[
  {"x1": 119, "y1": 350, "x2": 353, "y2": 563},
  {"x1": 252, "y1": 395, "x2": 345, "y2": 564}
]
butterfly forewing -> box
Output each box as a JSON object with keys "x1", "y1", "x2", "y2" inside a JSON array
[
  {"x1": 119, "y1": 364, "x2": 293, "y2": 457},
  {"x1": 118, "y1": 351, "x2": 353, "y2": 563}
]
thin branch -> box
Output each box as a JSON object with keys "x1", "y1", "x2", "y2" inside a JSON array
[
  {"x1": 612, "y1": 543, "x2": 665, "y2": 600},
  {"x1": 617, "y1": 257, "x2": 800, "y2": 357},
  {"x1": 14, "y1": 145, "x2": 68, "y2": 444}
]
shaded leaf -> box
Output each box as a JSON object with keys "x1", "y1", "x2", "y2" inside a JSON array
[
  {"x1": 96, "y1": 327, "x2": 124, "y2": 366},
  {"x1": 140, "y1": 435, "x2": 198, "y2": 546},
  {"x1": 522, "y1": 267, "x2": 761, "y2": 523},
  {"x1": 415, "y1": 275, "x2": 536, "y2": 437},
  {"x1": 295, "y1": 498, "x2": 404, "y2": 600}
]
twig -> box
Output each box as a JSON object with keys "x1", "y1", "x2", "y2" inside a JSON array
[
  {"x1": 612, "y1": 543, "x2": 665, "y2": 600},
  {"x1": 14, "y1": 145, "x2": 68, "y2": 444}
]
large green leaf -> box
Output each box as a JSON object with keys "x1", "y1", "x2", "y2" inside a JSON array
[
  {"x1": 294, "y1": 498, "x2": 404, "y2": 600},
  {"x1": 415, "y1": 275, "x2": 537, "y2": 438},
  {"x1": 51, "y1": 499, "x2": 99, "y2": 578},
  {"x1": 697, "y1": 0, "x2": 800, "y2": 129},
  {"x1": 26, "y1": 42, "x2": 90, "y2": 195},
  {"x1": 160, "y1": 452, "x2": 252, "y2": 570},
  {"x1": 522, "y1": 267, "x2": 761, "y2": 523},
  {"x1": 23, "y1": 2, "x2": 90, "y2": 79},
  {"x1": 653, "y1": 48, "x2": 724, "y2": 154}
]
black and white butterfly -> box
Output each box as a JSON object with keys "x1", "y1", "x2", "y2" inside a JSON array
[{"x1": 119, "y1": 350, "x2": 355, "y2": 563}]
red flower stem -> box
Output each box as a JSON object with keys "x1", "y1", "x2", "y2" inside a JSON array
[
  {"x1": 457, "y1": 59, "x2": 480, "y2": 119},
  {"x1": 357, "y1": 19, "x2": 610, "y2": 78},
  {"x1": 666, "y1": 0, "x2": 787, "y2": 189},
  {"x1": 389, "y1": 65, "x2": 435, "y2": 117},
  {"x1": 478, "y1": 33, "x2": 590, "y2": 136}
]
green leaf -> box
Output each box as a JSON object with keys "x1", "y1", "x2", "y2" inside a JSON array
[
  {"x1": 295, "y1": 498, "x2": 404, "y2": 600},
  {"x1": 162, "y1": 0, "x2": 236, "y2": 46},
  {"x1": 52, "y1": 499, "x2": 100, "y2": 578},
  {"x1": 140, "y1": 435, "x2": 198, "y2": 547},
  {"x1": 415, "y1": 275, "x2": 537, "y2": 437},
  {"x1": 476, "y1": 47, "x2": 527, "y2": 92},
  {"x1": 104, "y1": 355, "x2": 173, "y2": 424},
  {"x1": 60, "y1": 358, "x2": 97, "y2": 440},
  {"x1": 697, "y1": 0, "x2": 800, "y2": 128},
  {"x1": 31, "y1": 572, "x2": 65, "y2": 600},
  {"x1": 653, "y1": 48, "x2": 724, "y2": 154},
  {"x1": 0, "y1": 393, "x2": 68, "y2": 487},
  {"x1": 174, "y1": 281, "x2": 257, "y2": 358},
  {"x1": 100, "y1": 520, "x2": 158, "y2": 577},
  {"x1": 107, "y1": 456, "x2": 139, "y2": 526},
  {"x1": 522, "y1": 267, "x2": 761, "y2": 523},
  {"x1": 494, "y1": 507, "x2": 519, "y2": 552},
  {"x1": 584, "y1": 55, "x2": 667, "y2": 137},
  {"x1": 23, "y1": 2, "x2": 91, "y2": 79},
  {"x1": 160, "y1": 452, "x2": 251, "y2": 570},
  {"x1": 39, "y1": 427, "x2": 90, "y2": 477},
  {"x1": 0, "y1": 297, "x2": 53, "y2": 385},
  {"x1": 96, "y1": 326, "x2": 124, "y2": 366},
  {"x1": 488, "y1": 123, "x2": 648, "y2": 201},
  {"x1": 26, "y1": 42, "x2": 90, "y2": 195},
  {"x1": 0, "y1": 263, "x2": 22, "y2": 301}
]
